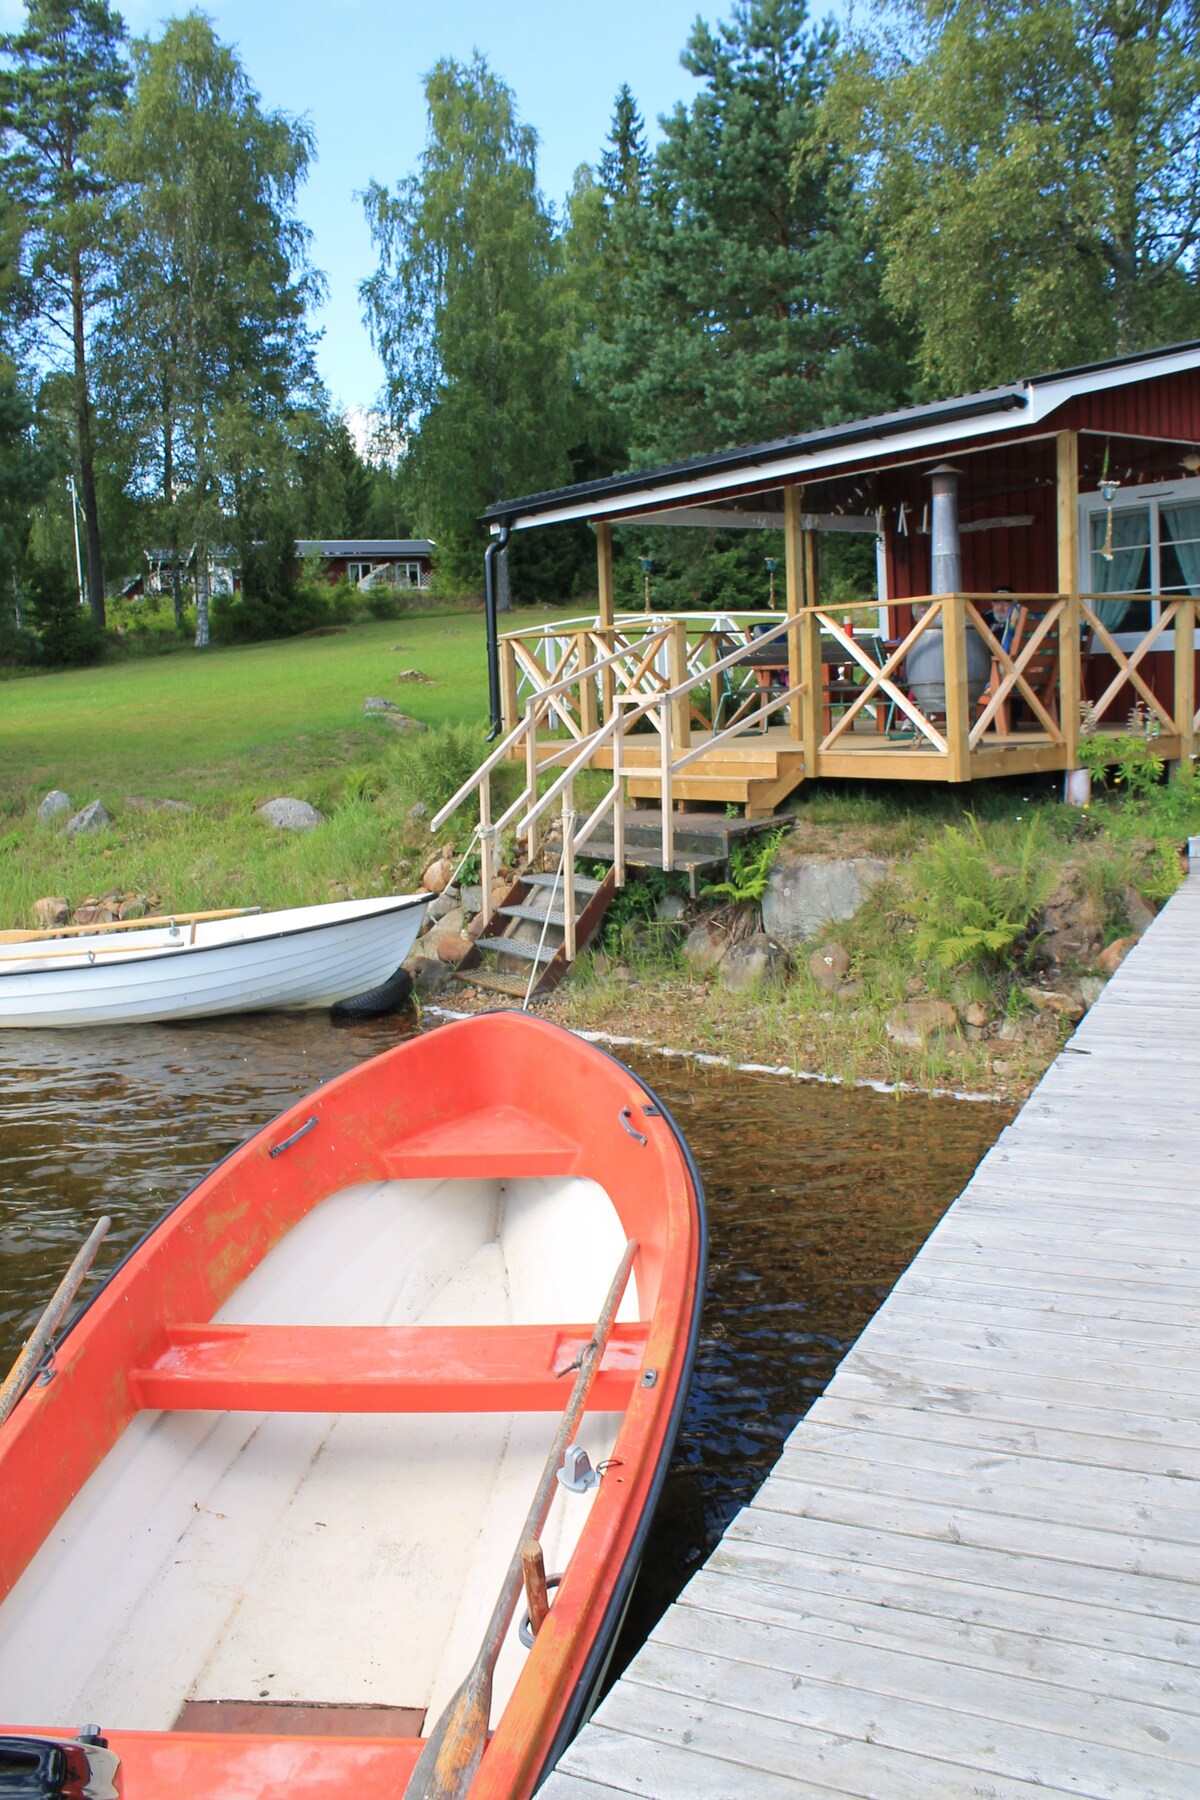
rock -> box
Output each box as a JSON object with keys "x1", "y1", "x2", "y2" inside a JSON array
[
  {"x1": 886, "y1": 999, "x2": 960, "y2": 1051},
  {"x1": 33, "y1": 896, "x2": 70, "y2": 929},
  {"x1": 66, "y1": 799, "x2": 111, "y2": 839},
  {"x1": 421, "y1": 855, "x2": 455, "y2": 895},
  {"x1": 762, "y1": 851, "x2": 889, "y2": 947},
  {"x1": 963, "y1": 1000, "x2": 989, "y2": 1029},
  {"x1": 117, "y1": 897, "x2": 148, "y2": 921},
  {"x1": 435, "y1": 933, "x2": 473, "y2": 964},
  {"x1": 395, "y1": 669, "x2": 434, "y2": 683},
  {"x1": 682, "y1": 917, "x2": 730, "y2": 976},
  {"x1": 718, "y1": 932, "x2": 789, "y2": 992},
  {"x1": 71, "y1": 900, "x2": 117, "y2": 926},
  {"x1": 467, "y1": 911, "x2": 489, "y2": 941},
  {"x1": 808, "y1": 941, "x2": 851, "y2": 993},
  {"x1": 1098, "y1": 934, "x2": 1139, "y2": 976},
  {"x1": 257, "y1": 797, "x2": 324, "y2": 831},
  {"x1": 1021, "y1": 986, "x2": 1084, "y2": 1021},
  {"x1": 426, "y1": 891, "x2": 460, "y2": 925},
  {"x1": 994, "y1": 1017, "x2": 1025, "y2": 1044},
  {"x1": 656, "y1": 893, "x2": 688, "y2": 922},
  {"x1": 1079, "y1": 974, "x2": 1108, "y2": 1008},
  {"x1": 407, "y1": 801, "x2": 428, "y2": 819},
  {"x1": 363, "y1": 695, "x2": 399, "y2": 712},
  {"x1": 1124, "y1": 886, "x2": 1156, "y2": 934},
  {"x1": 835, "y1": 978, "x2": 864, "y2": 1003},
  {"x1": 377, "y1": 712, "x2": 427, "y2": 732},
  {"x1": 423, "y1": 908, "x2": 466, "y2": 954},
  {"x1": 37, "y1": 790, "x2": 71, "y2": 825},
  {"x1": 410, "y1": 956, "x2": 451, "y2": 997}
]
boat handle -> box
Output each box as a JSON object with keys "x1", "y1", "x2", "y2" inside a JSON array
[
  {"x1": 619, "y1": 1106, "x2": 647, "y2": 1145},
  {"x1": 268, "y1": 1115, "x2": 319, "y2": 1159}
]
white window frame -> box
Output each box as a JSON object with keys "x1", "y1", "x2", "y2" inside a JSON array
[
  {"x1": 346, "y1": 560, "x2": 376, "y2": 586},
  {"x1": 1078, "y1": 475, "x2": 1200, "y2": 650}
]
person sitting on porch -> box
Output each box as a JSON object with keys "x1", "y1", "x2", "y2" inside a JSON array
[{"x1": 984, "y1": 587, "x2": 1018, "y2": 650}]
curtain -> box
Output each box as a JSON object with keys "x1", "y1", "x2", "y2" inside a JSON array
[
  {"x1": 1089, "y1": 508, "x2": 1149, "y2": 630},
  {"x1": 1161, "y1": 502, "x2": 1200, "y2": 595}
]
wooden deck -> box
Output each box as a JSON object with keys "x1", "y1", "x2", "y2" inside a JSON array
[{"x1": 542, "y1": 862, "x2": 1200, "y2": 1798}]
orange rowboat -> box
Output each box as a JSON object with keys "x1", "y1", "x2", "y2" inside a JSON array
[{"x1": 0, "y1": 1013, "x2": 706, "y2": 1799}]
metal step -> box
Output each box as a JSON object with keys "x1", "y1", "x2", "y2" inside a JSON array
[
  {"x1": 476, "y1": 935, "x2": 554, "y2": 963},
  {"x1": 499, "y1": 903, "x2": 568, "y2": 928},
  {"x1": 452, "y1": 968, "x2": 531, "y2": 997},
  {"x1": 523, "y1": 869, "x2": 604, "y2": 896},
  {"x1": 581, "y1": 840, "x2": 723, "y2": 876}
]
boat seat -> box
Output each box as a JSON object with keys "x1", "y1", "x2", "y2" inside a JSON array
[
  {"x1": 129, "y1": 1320, "x2": 649, "y2": 1413},
  {"x1": 379, "y1": 1104, "x2": 581, "y2": 1178}
]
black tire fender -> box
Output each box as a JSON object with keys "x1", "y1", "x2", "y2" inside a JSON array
[{"x1": 329, "y1": 963, "x2": 415, "y2": 1023}]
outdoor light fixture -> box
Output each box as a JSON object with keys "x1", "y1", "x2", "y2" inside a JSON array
[
  {"x1": 1100, "y1": 479, "x2": 1119, "y2": 504},
  {"x1": 764, "y1": 555, "x2": 779, "y2": 608},
  {"x1": 639, "y1": 556, "x2": 653, "y2": 612}
]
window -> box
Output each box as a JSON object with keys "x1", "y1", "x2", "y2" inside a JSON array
[
  {"x1": 1080, "y1": 478, "x2": 1200, "y2": 647},
  {"x1": 346, "y1": 560, "x2": 375, "y2": 586},
  {"x1": 394, "y1": 560, "x2": 423, "y2": 588}
]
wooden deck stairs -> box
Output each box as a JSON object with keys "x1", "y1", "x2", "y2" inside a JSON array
[
  {"x1": 451, "y1": 867, "x2": 616, "y2": 1001},
  {"x1": 589, "y1": 732, "x2": 806, "y2": 819},
  {"x1": 581, "y1": 810, "x2": 780, "y2": 897}
]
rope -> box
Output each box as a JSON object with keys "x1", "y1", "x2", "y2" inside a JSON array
[{"x1": 522, "y1": 815, "x2": 574, "y2": 1011}]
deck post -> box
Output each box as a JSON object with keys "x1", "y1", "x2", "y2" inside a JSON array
[
  {"x1": 942, "y1": 595, "x2": 971, "y2": 782},
  {"x1": 577, "y1": 630, "x2": 599, "y2": 738},
  {"x1": 596, "y1": 520, "x2": 616, "y2": 722},
  {"x1": 785, "y1": 486, "x2": 821, "y2": 770},
  {"x1": 500, "y1": 638, "x2": 519, "y2": 735},
  {"x1": 1174, "y1": 596, "x2": 1197, "y2": 769},
  {"x1": 1057, "y1": 430, "x2": 1081, "y2": 769},
  {"x1": 668, "y1": 618, "x2": 691, "y2": 750}
]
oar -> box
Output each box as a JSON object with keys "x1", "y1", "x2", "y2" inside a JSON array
[
  {"x1": 404, "y1": 1237, "x2": 639, "y2": 1800},
  {"x1": 0, "y1": 906, "x2": 259, "y2": 945},
  {"x1": 0, "y1": 1217, "x2": 111, "y2": 1429}
]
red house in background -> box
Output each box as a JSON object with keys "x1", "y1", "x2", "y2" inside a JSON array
[{"x1": 296, "y1": 539, "x2": 435, "y2": 590}]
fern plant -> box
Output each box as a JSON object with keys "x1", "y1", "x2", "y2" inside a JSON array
[
  {"x1": 905, "y1": 817, "x2": 1053, "y2": 971},
  {"x1": 391, "y1": 723, "x2": 485, "y2": 821},
  {"x1": 701, "y1": 827, "x2": 787, "y2": 906}
]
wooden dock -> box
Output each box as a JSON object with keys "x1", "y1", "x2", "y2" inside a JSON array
[{"x1": 543, "y1": 862, "x2": 1200, "y2": 1798}]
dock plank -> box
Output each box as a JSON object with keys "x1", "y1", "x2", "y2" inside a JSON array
[{"x1": 543, "y1": 870, "x2": 1200, "y2": 1797}]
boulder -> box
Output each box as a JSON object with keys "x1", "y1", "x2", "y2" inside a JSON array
[
  {"x1": 409, "y1": 955, "x2": 451, "y2": 997},
  {"x1": 656, "y1": 893, "x2": 688, "y2": 923},
  {"x1": 37, "y1": 790, "x2": 71, "y2": 825},
  {"x1": 808, "y1": 941, "x2": 851, "y2": 993},
  {"x1": 762, "y1": 852, "x2": 889, "y2": 947},
  {"x1": 886, "y1": 999, "x2": 960, "y2": 1051},
  {"x1": 71, "y1": 899, "x2": 117, "y2": 926},
  {"x1": 682, "y1": 917, "x2": 730, "y2": 977},
  {"x1": 377, "y1": 712, "x2": 427, "y2": 732},
  {"x1": 395, "y1": 669, "x2": 434, "y2": 683},
  {"x1": 423, "y1": 908, "x2": 466, "y2": 954},
  {"x1": 718, "y1": 932, "x2": 788, "y2": 992},
  {"x1": 124, "y1": 796, "x2": 193, "y2": 814},
  {"x1": 1079, "y1": 974, "x2": 1107, "y2": 1009},
  {"x1": 117, "y1": 896, "x2": 149, "y2": 921},
  {"x1": 66, "y1": 799, "x2": 112, "y2": 839},
  {"x1": 1098, "y1": 934, "x2": 1139, "y2": 976},
  {"x1": 33, "y1": 896, "x2": 70, "y2": 929},
  {"x1": 1124, "y1": 886, "x2": 1156, "y2": 934},
  {"x1": 426, "y1": 891, "x2": 461, "y2": 925},
  {"x1": 962, "y1": 1000, "x2": 990, "y2": 1029},
  {"x1": 257, "y1": 797, "x2": 324, "y2": 831},
  {"x1": 421, "y1": 854, "x2": 455, "y2": 895},
  {"x1": 1021, "y1": 986, "x2": 1084, "y2": 1022},
  {"x1": 363, "y1": 695, "x2": 399, "y2": 713},
  {"x1": 435, "y1": 933, "x2": 473, "y2": 964}
]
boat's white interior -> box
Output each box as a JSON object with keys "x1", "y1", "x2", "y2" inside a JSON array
[{"x1": 0, "y1": 1174, "x2": 634, "y2": 1733}]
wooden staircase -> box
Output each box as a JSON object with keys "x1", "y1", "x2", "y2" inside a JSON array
[
  {"x1": 579, "y1": 810, "x2": 780, "y2": 897},
  {"x1": 452, "y1": 867, "x2": 616, "y2": 1001},
  {"x1": 588, "y1": 732, "x2": 805, "y2": 818}
]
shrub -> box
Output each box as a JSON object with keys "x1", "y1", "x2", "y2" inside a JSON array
[
  {"x1": 701, "y1": 827, "x2": 787, "y2": 907},
  {"x1": 1077, "y1": 729, "x2": 1165, "y2": 798},
  {"x1": 904, "y1": 816, "x2": 1054, "y2": 971},
  {"x1": 391, "y1": 722, "x2": 486, "y2": 820},
  {"x1": 26, "y1": 560, "x2": 105, "y2": 668}
]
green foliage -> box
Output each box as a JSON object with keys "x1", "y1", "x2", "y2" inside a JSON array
[
  {"x1": 362, "y1": 54, "x2": 573, "y2": 585},
  {"x1": 1076, "y1": 730, "x2": 1165, "y2": 799},
  {"x1": 581, "y1": 0, "x2": 911, "y2": 466},
  {"x1": 25, "y1": 556, "x2": 104, "y2": 667},
  {"x1": 904, "y1": 817, "x2": 1054, "y2": 971},
  {"x1": 828, "y1": 0, "x2": 1200, "y2": 390},
  {"x1": 390, "y1": 721, "x2": 486, "y2": 820},
  {"x1": 702, "y1": 827, "x2": 787, "y2": 905}
]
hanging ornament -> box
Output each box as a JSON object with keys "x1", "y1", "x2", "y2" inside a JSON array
[
  {"x1": 897, "y1": 501, "x2": 909, "y2": 536},
  {"x1": 1099, "y1": 441, "x2": 1119, "y2": 563}
]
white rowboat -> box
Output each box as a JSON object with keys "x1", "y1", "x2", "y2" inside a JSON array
[{"x1": 0, "y1": 894, "x2": 429, "y2": 1029}]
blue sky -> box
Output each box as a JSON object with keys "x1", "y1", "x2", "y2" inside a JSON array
[{"x1": 2, "y1": 0, "x2": 732, "y2": 411}]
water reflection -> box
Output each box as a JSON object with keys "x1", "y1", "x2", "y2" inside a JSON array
[{"x1": 0, "y1": 1010, "x2": 1008, "y2": 1653}]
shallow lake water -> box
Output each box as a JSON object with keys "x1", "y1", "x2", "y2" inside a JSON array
[{"x1": 0, "y1": 1008, "x2": 1010, "y2": 1672}]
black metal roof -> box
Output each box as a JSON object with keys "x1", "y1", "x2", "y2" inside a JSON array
[{"x1": 482, "y1": 337, "x2": 1200, "y2": 526}]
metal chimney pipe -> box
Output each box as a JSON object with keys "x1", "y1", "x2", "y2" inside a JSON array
[{"x1": 928, "y1": 465, "x2": 961, "y2": 595}]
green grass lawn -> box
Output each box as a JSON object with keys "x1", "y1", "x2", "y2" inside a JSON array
[
  {"x1": 0, "y1": 606, "x2": 585, "y2": 925},
  {"x1": 0, "y1": 610, "x2": 502, "y2": 798}
]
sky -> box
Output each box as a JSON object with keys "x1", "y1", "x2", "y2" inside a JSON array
[{"x1": 0, "y1": 0, "x2": 729, "y2": 413}]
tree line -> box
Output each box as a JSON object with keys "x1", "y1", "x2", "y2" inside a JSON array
[{"x1": 4, "y1": 0, "x2": 1200, "y2": 656}]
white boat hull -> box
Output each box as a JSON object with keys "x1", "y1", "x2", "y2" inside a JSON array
[{"x1": 0, "y1": 894, "x2": 428, "y2": 1028}]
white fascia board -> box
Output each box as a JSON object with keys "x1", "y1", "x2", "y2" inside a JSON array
[
  {"x1": 622, "y1": 505, "x2": 876, "y2": 533},
  {"x1": 1025, "y1": 343, "x2": 1200, "y2": 421}
]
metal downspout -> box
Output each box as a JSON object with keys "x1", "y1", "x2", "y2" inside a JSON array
[{"x1": 484, "y1": 522, "x2": 512, "y2": 740}]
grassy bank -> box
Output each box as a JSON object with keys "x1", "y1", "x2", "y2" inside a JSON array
[{"x1": 4, "y1": 615, "x2": 1197, "y2": 1100}]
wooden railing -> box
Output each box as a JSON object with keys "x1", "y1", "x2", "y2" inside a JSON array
[{"x1": 501, "y1": 594, "x2": 1198, "y2": 778}]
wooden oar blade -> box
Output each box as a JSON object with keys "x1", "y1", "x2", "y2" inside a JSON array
[{"x1": 404, "y1": 1665, "x2": 492, "y2": 1799}]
